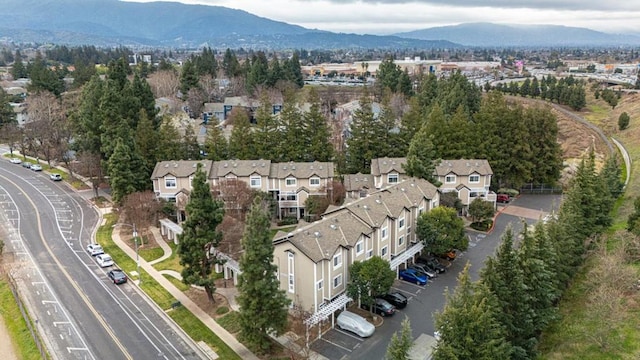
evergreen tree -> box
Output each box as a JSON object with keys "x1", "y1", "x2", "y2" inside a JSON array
[
  {"x1": 304, "y1": 88, "x2": 334, "y2": 162},
  {"x1": 99, "y1": 80, "x2": 132, "y2": 161},
  {"x1": 108, "y1": 139, "x2": 147, "y2": 203},
  {"x1": 433, "y1": 263, "x2": 512, "y2": 360},
  {"x1": 403, "y1": 121, "x2": 441, "y2": 186},
  {"x1": 70, "y1": 75, "x2": 105, "y2": 156},
  {"x1": 253, "y1": 93, "x2": 280, "y2": 159},
  {"x1": 177, "y1": 165, "x2": 225, "y2": 303},
  {"x1": 398, "y1": 97, "x2": 424, "y2": 155},
  {"x1": 0, "y1": 88, "x2": 16, "y2": 127},
  {"x1": 531, "y1": 77, "x2": 541, "y2": 97},
  {"x1": 283, "y1": 51, "x2": 304, "y2": 88},
  {"x1": 267, "y1": 55, "x2": 283, "y2": 87},
  {"x1": 237, "y1": 198, "x2": 290, "y2": 353},
  {"x1": 278, "y1": 91, "x2": 306, "y2": 162},
  {"x1": 204, "y1": 125, "x2": 229, "y2": 161},
  {"x1": 246, "y1": 51, "x2": 269, "y2": 93},
  {"x1": 222, "y1": 48, "x2": 241, "y2": 78},
  {"x1": 106, "y1": 57, "x2": 131, "y2": 91},
  {"x1": 346, "y1": 93, "x2": 382, "y2": 173},
  {"x1": 228, "y1": 108, "x2": 256, "y2": 160},
  {"x1": 440, "y1": 105, "x2": 474, "y2": 159},
  {"x1": 626, "y1": 197, "x2": 640, "y2": 235},
  {"x1": 386, "y1": 317, "x2": 414, "y2": 360},
  {"x1": 157, "y1": 116, "x2": 183, "y2": 160},
  {"x1": 180, "y1": 58, "x2": 199, "y2": 95},
  {"x1": 481, "y1": 227, "x2": 535, "y2": 359},
  {"x1": 523, "y1": 106, "x2": 563, "y2": 185},
  {"x1": 181, "y1": 123, "x2": 201, "y2": 160},
  {"x1": 600, "y1": 156, "x2": 624, "y2": 200},
  {"x1": 618, "y1": 112, "x2": 630, "y2": 130},
  {"x1": 10, "y1": 50, "x2": 27, "y2": 79},
  {"x1": 377, "y1": 96, "x2": 404, "y2": 158},
  {"x1": 134, "y1": 109, "x2": 159, "y2": 172}
]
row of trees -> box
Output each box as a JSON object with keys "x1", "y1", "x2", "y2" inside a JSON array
[
  {"x1": 491, "y1": 75, "x2": 587, "y2": 111},
  {"x1": 432, "y1": 152, "x2": 623, "y2": 359}
]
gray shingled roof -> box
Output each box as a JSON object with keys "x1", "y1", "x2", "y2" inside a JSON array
[
  {"x1": 343, "y1": 173, "x2": 373, "y2": 192},
  {"x1": 211, "y1": 160, "x2": 272, "y2": 178},
  {"x1": 150, "y1": 160, "x2": 213, "y2": 180},
  {"x1": 435, "y1": 159, "x2": 493, "y2": 176},
  {"x1": 270, "y1": 161, "x2": 334, "y2": 179},
  {"x1": 370, "y1": 157, "x2": 407, "y2": 176},
  {"x1": 273, "y1": 212, "x2": 372, "y2": 263}
]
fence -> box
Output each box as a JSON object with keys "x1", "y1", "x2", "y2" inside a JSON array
[
  {"x1": 519, "y1": 183, "x2": 564, "y2": 194},
  {"x1": 8, "y1": 274, "x2": 49, "y2": 359}
]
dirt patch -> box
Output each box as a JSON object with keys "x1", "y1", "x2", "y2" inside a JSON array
[{"x1": 183, "y1": 286, "x2": 231, "y2": 319}]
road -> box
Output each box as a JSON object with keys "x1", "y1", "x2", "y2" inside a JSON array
[
  {"x1": 311, "y1": 194, "x2": 562, "y2": 359},
  {"x1": 0, "y1": 160, "x2": 204, "y2": 360}
]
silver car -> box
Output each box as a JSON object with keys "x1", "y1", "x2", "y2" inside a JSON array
[{"x1": 336, "y1": 311, "x2": 375, "y2": 338}]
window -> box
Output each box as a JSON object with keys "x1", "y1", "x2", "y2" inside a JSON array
[
  {"x1": 356, "y1": 241, "x2": 364, "y2": 255},
  {"x1": 398, "y1": 236, "x2": 404, "y2": 247},
  {"x1": 310, "y1": 177, "x2": 320, "y2": 186},
  {"x1": 333, "y1": 274, "x2": 343, "y2": 289},
  {"x1": 407, "y1": 225, "x2": 411, "y2": 234},
  {"x1": 165, "y1": 177, "x2": 176, "y2": 188},
  {"x1": 418, "y1": 207, "x2": 424, "y2": 215},
  {"x1": 288, "y1": 252, "x2": 294, "y2": 293},
  {"x1": 381, "y1": 246, "x2": 388, "y2": 257},
  {"x1": 317, "y1": 280, "x2": 323, "y2": 290},
  {"x1": 388, "y1": 173, "x2": 399, "y2": 184},
  {"x1": 381, "y1": 226, "x2": 388, "y2": 240},
  {"x1": 286, "y1": 177, "x2": 297, "y2": 187},
  {"x1": 398, "y1": 217, "x2": 405, "y2": 230},
  {"x1": 445, "y1": 175, "x2": 456, "y2": 184},
  {"x1": 250, "y1": 176, "x2": 261, "y2": 188},
  {"x1": 469, "y1": 174, "x2": 480, "y2": 183},
  {"x1": 333, "y1": 253, "x2": 342, "y2": 269},
  {"x1": 366, "y1": 249, "x2": 373, "y2": 259}
]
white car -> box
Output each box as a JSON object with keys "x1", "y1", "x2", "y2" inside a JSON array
[
  {"x1": 50, "y1": 173, "x2": 62, "y2": 181},
  {"x1": 30, "y1": 164, "x2": 43, "y2": 171},
  {"x1": 336, "y1": 311, "x2": 375, "y2": 338},
  {"x1": 9, "y1": 158, "x2": 22, "y2": 164},
  {"x1": 95, "y1": 253, "x2": 114, "y2": 267},
  {"x1": 86, "y1": 243, "x2": 104, "y2": 256}
]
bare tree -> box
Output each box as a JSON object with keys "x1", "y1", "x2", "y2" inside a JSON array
[
  {"x1": 186, "y1": 87, "x2": 206, "y2": 119},
  {"x1": 26, "y1": 91, "x2": 66, "y2": 165},
  {"x1": 217, "y1": 215, "x2": 244, "y2": 258},
  {"x1": 121, "y1": 191, "x2": 164, "y2": 244},
  {"x1": 1, "y1": 122, "x2": 23, "y2": 156},
  {"x1": 211, "y1": 179, "x2": 256, "y2": 219},
  {"x1": 75, "y1": 151, "x2": 104, "y2": 198},
  {"x1": 147, "y1": 69, "x2": 180, "y2": 99}
]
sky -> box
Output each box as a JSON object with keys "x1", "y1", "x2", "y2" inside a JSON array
[{"x1": 124, "y1": 0, "x2": 640, "y2": 35}]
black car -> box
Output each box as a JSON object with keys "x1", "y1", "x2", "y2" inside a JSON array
[
  {"x1": 379, "y1": 292, "x2": 408, "y2": 309},
  {"x1": 360, "y1": 298, "x2": 396, "y2": 317},
  {"x1": 107, "y1": 269, "x2": 127, "y2": 285},
  {"x1": 417, "y1": 255, "x2": 447, "y2": 274}
]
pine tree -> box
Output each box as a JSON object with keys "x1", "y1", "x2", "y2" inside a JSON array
[
  {"x1": 523, "y1": 106, "x2": 563, "y2": 185},
  {"x1": 433, "y1": 263, "x2": 512, "y2": 360},
  {"x1": 237, "y1": 198, "x2": 290, "y2": 353},
  {"x1": 304, "y1": 89, "x2": 334, "y2": 162},
  {"x1": 135, "y1": 109, "x2": 159, "y2": 172},
  {"x1": 181, "y1": 123, "x2": 201, "y2": 160},
  {"x1": 108, "y1": 139, "x2": 141, "y2": 203},
  {"x1": 403, "y1": 121, "x2": 441, "y2": 186},
  {"x1": 204, "y1": 124, "x2": 229, "y2": 161},
  {"x1": 440, "y1": 105, "x2": 474, "y2": 159},
  {"x1": 228, "y1": 109, "x2": 255, "y2": 160},
  {"x1": 481, "y1": 227, "x2": 535, "y2": 359},
  {"x1": 222, "y1": 48, "x2": 241, "y2": 78},
  {"x1": 345, "y1": 93, "x2": 381, "y2": 174},
  {"x1": 279, "y1": 91, "x2": 305, "y2": 161},
  {"x1": 157, "y1": 116, "x2": 183, "y2": 160},
  {"x1": 386, "y1": 317, "x2": 413, "y2": 360},
  {"x1": 253, "y1": 93, "x2": 280, "y2": 159},
  {"x1": 398, "y1": 97, "x2": 424, "y2": 155},
  {"x1": 177, "y1": 165, "x2": 225, "y2": 303}
]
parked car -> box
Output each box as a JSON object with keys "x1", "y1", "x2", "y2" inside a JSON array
[
  {"x1": 30, "y1": 164, "x2": 42, "y2": 171},
  {"x1": 360, "y1": 298, "x2": 396, "y2": 317},
  {"x1": 49, "y1": 173, "x2": 62, "y2": 181},
  {"x1": 379, "y1": 292, "x2": 408, "y2": 309},
  {"x1": 107, "y1": 269, "x2": 127, "y2": 285},
  {"x1": 437, "y1": 250, "x2": 457, "y2": 261},
  {"x1": 86, "y1": 243, "x2": 104, "y2": 256},
  {"x1": 336, "y1": 311, "x2": 375, "y2": 338},
  {"x1": 22, "y1": 162, "x2": 32, "y2": 168},
  {"x1": 95, "y1": 253, "x2": 114, "y2": 267},
  {"x1": 399, "y1": 268, "x2": 428, "y2": 286},
  {"x1": 417, "y1": 255, "x2": 447, "y2": 274},
  {"x1": 9, "y1": 158, "x2": 22, "y2": 164},
  {"x1": 497, "y1": 194, "x2": 510, "y2": 203},
  {"x1": 409, "y1": 264, "x2": 437, "y2": 279}
]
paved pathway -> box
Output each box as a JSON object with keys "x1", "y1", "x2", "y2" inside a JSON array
[{"x1": 147, "y1": 226, "x2": 172, "y2": 265}]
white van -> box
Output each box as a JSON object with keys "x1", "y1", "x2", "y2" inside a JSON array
[{"x1": 336, "y1": 311, "x2": 375, "y2": 338}]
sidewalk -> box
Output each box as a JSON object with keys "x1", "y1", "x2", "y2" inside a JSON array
[{"x1": 111, "y1": 228, "x2": 260, "y2": 360}]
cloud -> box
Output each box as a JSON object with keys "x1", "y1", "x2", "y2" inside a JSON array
[{"x1": 294, "y1": 0, "x2": 640, "y2": 12}]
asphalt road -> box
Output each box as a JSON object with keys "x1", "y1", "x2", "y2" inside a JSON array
[
  {"x1": 0, "y1": 159, "x2": 204, "y2": 360},
  {"x1": 312, "y1": 194, "x2": 563, "y2": 359}
]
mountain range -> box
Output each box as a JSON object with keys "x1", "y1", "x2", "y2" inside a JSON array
[{"x1": 0, "y1": 0, "x2": 638, "y2": 49}]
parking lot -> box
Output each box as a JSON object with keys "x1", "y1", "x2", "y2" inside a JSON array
[{"x1": 310, "y1": 194, "x2": 563, "y2": 359}]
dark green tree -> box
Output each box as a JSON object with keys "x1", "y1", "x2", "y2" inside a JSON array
[
  {"x1": 398, "y1": 97, "x2": 424, "y2": 154},
  {"x1": 253, "y1": 93, "x2": 280, "y2": 159},
  {"x1": 10, "y1": 50, "x2": 27, "y2": 79},
  {"x1": 618, "y1": 112, "x2": 630, "y2": 130},
  {"x1": 386, "y1": 317, "x2": 414, "y2": 360},
  {"x1": 433, "y1": 263, "x2": 512, "y2": 360},
  {"x1": 267, "y1": 55, "x2": 283, "y2": 87},
  {"x1": 481, "y1": 227, "x2": 535, "y2": 359},
  {"x1": 347, "y1": 256, "x2": 396, "y2": 309},
  {"x1": 181, "y1": 123, "x2": 201, "y2": 160},
  {"x1": 403, "y1": 121, "x2": 441, "y2": 186},
  {"x1": 134, "y1": 109, "x2": 159, "y2": 172},
  {"x1": 237, "y1": 198, "x2": 290, "y2": 353},
  {"x1": 108, "y1": 139, "x2": 147, "y2": 203},
  {"x1": 416, "y1": 207, "x2": 468, "y2": 255},
  {"x1": 177, "y1": 165, "x2": 225, "y2": 303},
  {"x1": 523, "y1": 106, "x2": 563, "y2": 185},
  {"x1": 228, "y1": 108, "x2": 256, "y2": 160},
  {"x1": 304, "y1": 89, "x2": 334, "y2": 162},
  {"x1": 627, "y1": 197, "x2": 640, "y2": 235},
  {"x1": 278, "y1": 91, "x2": 305, "y2": 162},
  {"x1": 156, "y1": 117, "x2": 183, "y2": 160},
  {"x1": 246, "y1": 52, "x2": 269, "y2": 93},
  {"x1": 204, "y1": 125, "x2": 229, "y2": 161},
  {"x1": 222, "y1": 48, "x2": 241, "y2": 78},
  {"x1": 180, "y1": 58, "x2": 199, "y2": 95},
  {"x1": 600, "y1": 156, "x2": 624, "y2": 200},
  {"x1": 346, "y1": 94, "x2": 381, "y2": 173},
  {"x1": 283, "y1": 51, "x2": 304, "y2": 88},
  {"x1": 106, "y1": 57, "x2": 131, "y2": 90},
  {"x1": 0, "y1": 88, "x2": 16, "y2": 127}
]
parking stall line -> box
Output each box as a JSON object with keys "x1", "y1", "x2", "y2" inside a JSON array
[
  {"x1": 320, "y1": 338, "x2": 353, "y2": 353},
  {"x1": 334, "y1": 328, "x2": 366, "y2": 342}
]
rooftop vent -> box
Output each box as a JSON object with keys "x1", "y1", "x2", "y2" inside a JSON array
[
  {"x1": 310, "y1": 166, "x2": 314, "y2": 170},
  {"x1": 375, "y1": 199, "x2": 381, "y2": 204},
  {"x1": 174, "y1": 163, "x2": 178, "y2": 168},
  {"x1": 363, "y1": 205, "x2": 369, "y2": 210},
  {"x1": 319, "y1": 165, "x2": 323, "y2": 170},
  {"x1": 283, "y1": 166, "x2": 287, "y2": 170},
  {"x1": 252, "y1": 163, "x2": 256, "y2": 167},
  {"x1": 330, "y1": 224, "x2": 337, "y2": 230},
  {"x1": 223, "y1": 163, "x2": 228, "y2": 168},
  {"x1": 314, "y1": 231, "x2": 321, "y2": 238},
  {"x1": 164, "y1": 163, "x2": 169, "y2": 168},
  {"x1": 292, "y1": 165, "x2": 296, "y2": 170}
]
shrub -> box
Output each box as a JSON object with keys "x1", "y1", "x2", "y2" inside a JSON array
[
  {"x1": 497, "y1": 188, "x2": 520, "y2": 197},
  {"x1": 277, "y1": 217, "x2": 298, "y2": 226},
  {"x1": 618, "y1": 112, "x2": 630, "y2": 130},
  {"x1": 471, "y1": 220, "x2": 492, "y2": 231},
  {"x1": 216, "y1": 306, "x2": 229, "y2": 315}
]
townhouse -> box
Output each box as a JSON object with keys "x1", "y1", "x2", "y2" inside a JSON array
[
  {"x1": 272, "y1": 177, "x2": 439, "y2": 316},
  {"x1": 151, "y1": 159, "x2": 334, "y2": 221}
]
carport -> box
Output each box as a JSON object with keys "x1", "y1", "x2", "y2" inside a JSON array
[
  {"x1": 304, "y1": 293, "x2": 353, "y2": 340},
  {"x1": 390, "y1": 242, "x2": 424, "y2": 272}
]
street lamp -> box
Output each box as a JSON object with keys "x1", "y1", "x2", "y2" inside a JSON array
[{"x1": 113, "y1": 222, "x2": 140, "y2": 284}]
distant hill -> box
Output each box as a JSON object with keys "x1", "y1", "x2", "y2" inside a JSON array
[
  {"x1": 395, "y1": 22, "x2": 640, "y2": 47},
  {"x1": 0, "y1": 0, "x2": 459, "y2": 49}
]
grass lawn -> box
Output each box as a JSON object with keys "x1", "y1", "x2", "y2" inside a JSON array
[
  {"x1": 216, "y1": 311, "x2": 241, "y2": 334},
  {"x1": 0, "y1": 280, "x2": 44, "y2": 360},
  {"x1": 138, "y1": 245, "x2": 165, "y2": 262},
  {"x1": 153, "y1": 242, "x2": 183, "y2": 272}
]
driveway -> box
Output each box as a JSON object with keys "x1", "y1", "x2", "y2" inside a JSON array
[{"x1": 311, "y1": 194, "x2": 563, "y2": 359}]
